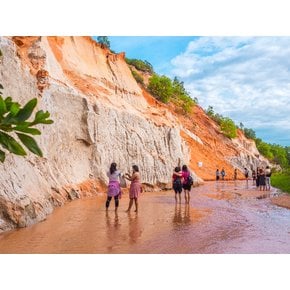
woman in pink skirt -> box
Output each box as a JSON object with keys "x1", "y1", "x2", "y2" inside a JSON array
[
  {"x1": 106, "y1": 162, "x2": 122, "y2": 211},
  {"x1": 125, "y1": 165, "x2": 142, "y2": 212}
]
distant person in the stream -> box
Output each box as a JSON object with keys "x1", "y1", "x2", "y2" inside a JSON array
[
  {"x1": 265, "y1": 165, "x2": 272, "y2": 191},
  {"x1": 216, "y1": 169, "x2": 220, "y2": 181},
  {"x1": 181, "y1": 165, "x2": 193, "y2": 203},
  {"x1": 252, "y1": 169, "x2": 256, "y2": 186},
  {"x1": 258, "y1": 167, "x2": 266, "y2": 191},
  {"x1": 125, "y1": 165, "x2": 142, "y2": 213},
  {"x1": 221, "y1": 168, "x2": 226, "y2": 180},
  {"x1": 256, "y1": 167, "x2": 260, "y2": 187},
  {"x1": 244, "y1": 168, "x2": 249, "y2": 180},
  {"x1": 106, "y1": 162, "x2": 122, "y2": 211},
  {"x1": 234, "y1": 168, "x2": 238, "y2": 180},
  {"x1": 172, "y1": 166, "x2": 183, "y2": 203}
]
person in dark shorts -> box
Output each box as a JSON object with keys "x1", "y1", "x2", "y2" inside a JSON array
[
  {"x1": 252, "y1": 169, "x2": 256, "y2": 186},
  {"x1": 221, "y1": 168, "x2": 225, "y2": 180},
  {"x1": 172, "y1": 166, "x2": 182, "y2": 203},
  {"x1": 258, "y1": 167, "x2": 266, "y2": 191},
  {"x1": 181, "y1": 165, "x2": 192, "y2": 204},
  {"x1": 244, "y1": 168, "x2": 249, "y2": 180},
  {"x1": 256, "y1": 167, "x2": 260, "y2": 187}
]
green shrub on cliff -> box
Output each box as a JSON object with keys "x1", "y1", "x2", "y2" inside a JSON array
[
  {"x1": 243, "y1": 127, "x2": 256, "y2": 139},
  {"x1": 0, "y1": 80, "x2": 53, "y2": 162},
  {"x1": 131, "y1": 70, "x2": 144, "y2": 85},
  {"x1": 172, "y1": 77, "x2": 195, "y2": 113},
  {"x1": 220, "y1": 117, "x2": 237, "y2": 139},
  {"x1": 148, "y1": 74, "x2": 196, "y2": 113},
  {"x1": 148, "y1": 74, "x2": 173, "y2": 103},
  {"x1": 126, "y1": 58, "x2": 154, "y2": 74},
  {"x1": 206, "y1": 106, "x2": 237, "y2": 138},
  {"x1": 206, "y1": 106, "x2": 223, "y2": 124}
]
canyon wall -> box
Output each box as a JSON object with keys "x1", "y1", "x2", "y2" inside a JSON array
[{"x1": 0, "y1": 36, "x2": 266, "y2": 232}]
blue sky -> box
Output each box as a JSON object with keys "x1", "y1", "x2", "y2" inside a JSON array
[
  {"x1": 106, "y1": 36, "x2": 290, "y2": 146},
  {"x1": 107, "y1": 36, "x2": 198, "y2": 74}
]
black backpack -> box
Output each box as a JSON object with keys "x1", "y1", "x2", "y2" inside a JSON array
[{"x1": 187, "y1": 175, "x2": 194, "y2": 186}]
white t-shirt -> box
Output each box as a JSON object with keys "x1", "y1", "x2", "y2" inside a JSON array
[
  {"x1": 265, "y1": 168, "x2": 271, "y2": 176},
  {"x1": 107, "y1": 170, "x2": 121, "y2": 181}
]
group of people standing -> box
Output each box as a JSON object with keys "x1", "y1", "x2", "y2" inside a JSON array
[
  {"x1": 215, "y1": 166, "x2": 272, "y2": 192},
  {"x1": 216, "y1": 168, "x2": 226, "y2": 181},
  {"x1": 106, "y1": 163, "x2": 142, "y2": 212},
  {"x1": 106, "y1": 162, "x2": 194, "y2": 211},
  {"x1": 172, "y1": 165, "x2": 193, "y2": 203},
  {"x1": 251, "y1": 165, "x2": 272, "y2": 191},
  {"x1": 106, "y1": 162, "x2": 272, "y2": 211}
]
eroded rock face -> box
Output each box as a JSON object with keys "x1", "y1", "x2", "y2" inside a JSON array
[
  {"x1": 0, "y1": 36, "x2": 265, "y2": 232},
  {"x1": 0, "y1": 37, "x2": 195, "y2": 231}
]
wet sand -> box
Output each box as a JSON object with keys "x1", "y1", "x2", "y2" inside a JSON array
[{"x1": 0, "y1": 180, "x2": 289, "y2": 254}]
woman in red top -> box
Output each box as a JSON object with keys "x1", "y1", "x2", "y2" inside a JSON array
[
  {"x1": 172, "y1": 166, "x2": 182, "y2": 203},
  {"x1": 182, "y1": 165, "x2": 192, "y2": 204}
]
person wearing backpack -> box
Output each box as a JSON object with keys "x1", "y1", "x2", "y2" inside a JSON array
[
  {"x1": 181, "y1": 165, "x2": 193, "y2": 204},
  {"x1": 172, "y1": 166, "x2": 183, "y2": 203}
]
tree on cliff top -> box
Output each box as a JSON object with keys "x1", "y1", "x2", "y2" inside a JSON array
[
  {"x1": 0, "y1": 49, "x2": 53, "y2": 162},
  {"x1": 97, "y1": 36, "x2": 111, "y2": 48}
]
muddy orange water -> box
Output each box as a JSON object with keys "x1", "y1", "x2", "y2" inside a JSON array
[{"x1": 0, "y1": 181, "x2": 289, "y2": 254}]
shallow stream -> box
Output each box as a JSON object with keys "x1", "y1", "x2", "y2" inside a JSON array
[{"x1": 0, "y1": 181, "x2": 289, "y2": 253}]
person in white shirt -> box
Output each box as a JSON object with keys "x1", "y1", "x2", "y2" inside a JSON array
[
  {"x1": 106, "y1": 162, "x2": 122, "y2": 211},
  {"x1": 265, "y1": 165, "x2": 271, "y2": 191}
]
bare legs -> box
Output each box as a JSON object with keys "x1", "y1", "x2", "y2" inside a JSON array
[
  {"x1": 106, "y1": 196, "x2": 119, "y2": 211},
  {"x1": 184, "y1": 190, "x2": 190, "y2": 203},
  {"x1": 126, "y1": 198, "x2": 138, "y2": 212},
  {"x1": 175, "y1": 192, "x2": 181, "y2": 203}
]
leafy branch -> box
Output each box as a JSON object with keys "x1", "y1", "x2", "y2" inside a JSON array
[{"x1": 0, "y1": 82, "x2": 53, "y2": 162}]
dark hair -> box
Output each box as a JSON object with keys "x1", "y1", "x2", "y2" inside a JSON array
[
  {"x1": 182, "y1": 165, "x2": 188, "y2": 171},
  {"x1": 174, "y1": 166, "x2": 181, "y2": 172},
  {"x1": 110, "y1": 162, "x2": 117, "y2": 174},
  {"x1": 132, "y1": 165, "x2": 139, "y2": 172}
]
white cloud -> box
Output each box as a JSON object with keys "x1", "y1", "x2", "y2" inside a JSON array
[{"x1": 170, "y1": 37, "x2": 290, "y2": 145}]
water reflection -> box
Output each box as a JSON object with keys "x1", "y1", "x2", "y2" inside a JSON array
[
  {"x1": 245, "y1": 179, "x2": 249, "y2": 189},
  {"x1": 173, "y1": 204, "x2": 182, "y2": 225},
  {"x1": 173, "y1": 204, "x2": 191, "y2": 226},
  {"x1": 127, "y1": 212, "x2": 142, "y2": 244},
  {"x1": 105, "y1": 211, "x2": 121, "y2": 251}
]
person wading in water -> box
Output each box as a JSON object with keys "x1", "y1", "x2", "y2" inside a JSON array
[
  {"x1": 106, "y1": 162, "x2": 122, "y2": 211},
  {"x1": 181, "y1": 165, "x2": 193, "y2": 204},
  {"x1": 125, "y1": 165, "x2": 142, "y2": 213},
  {"x1": 172, "y1": 166, "x2": 182, "y2": 203}
]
